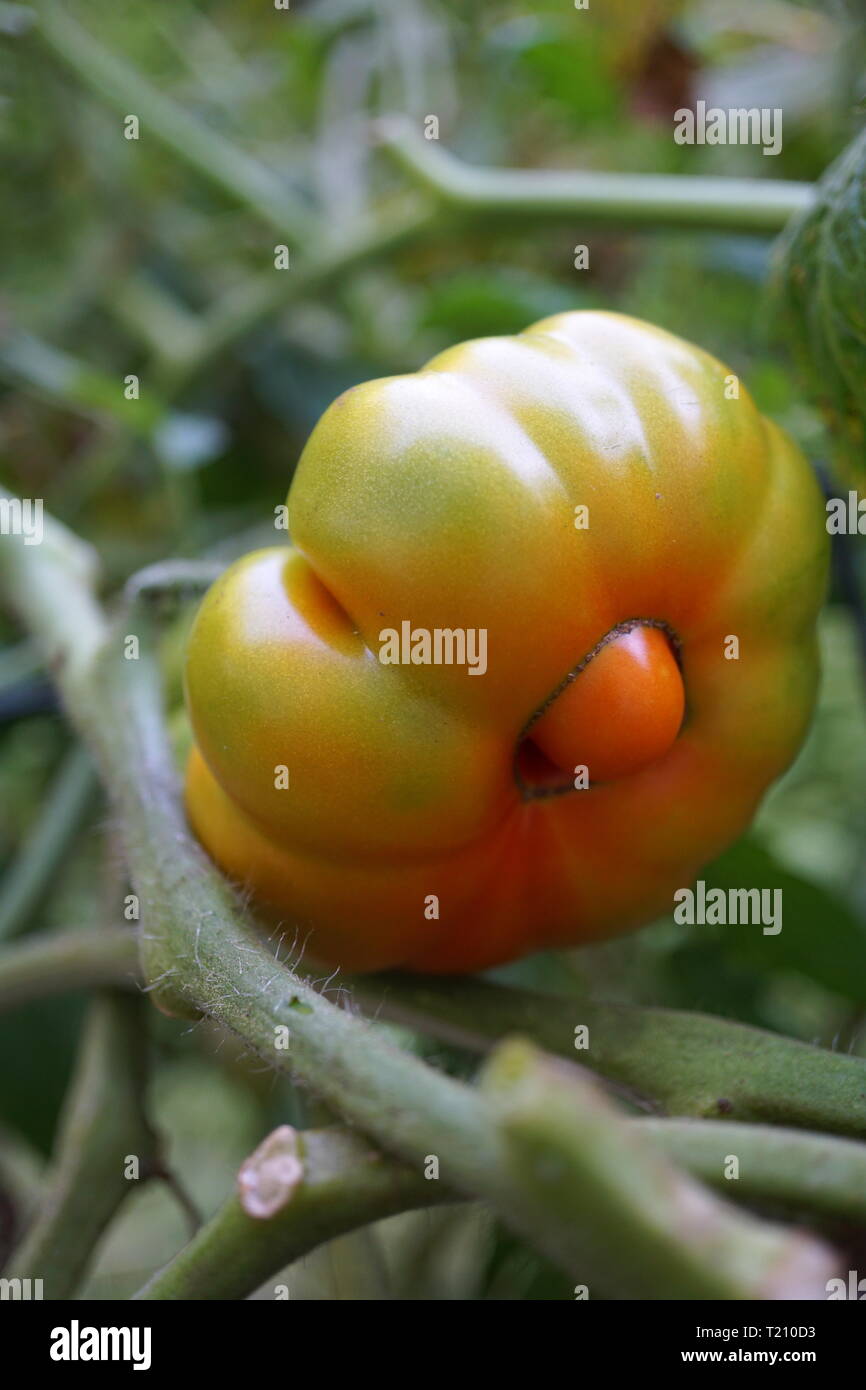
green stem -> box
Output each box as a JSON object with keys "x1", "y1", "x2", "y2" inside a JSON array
[
  {"x1": 123, "y1": 558, "x2": 226, "y2": 609},
  {"x1": 0, "y1": 927, "x2": 139, "y2": 1014},
  {"x1": 164, "y1": 198, "x2": 435, "y2": 393},
  {"x1": 107, "y1": 274, "x2": 206, "y2": 368},
  {"x1": 0, "y1": 500, "x2": 839, "y2": 1295},
  {"x1": 482, "y1": 1040, "x2": 836, "y2": 1300},
  {"x1": 0, "y1": 332, "x2": 164, "y2": 433},
  {"x1": 4, "y1": 991, "x2": 159, "y2": 1299},
  {"x1": 6, "y1": 916, "x2": 866, "y2": 1176},
  {"x1": 0, "y1": 745, "x2": 99, "y2": 942},
  {"x1": 376, "y1": 116, "x2": 816, "y2": 233},
  {"x1": 136, "y1": 1127, "x2": 451, "y2": 1301},
  {"x1": 32, "y1": 3, "x2": 312, "y2": 242},
  {"x1": 639, "y1": 1117, "x2": 866, "y2": 1226},
  {"x1": 0, "y1": 508, "x2": 106, "y2": 685},
  {"x1": 360, "y1": 974, "x2": 866, "y2": 1139}
]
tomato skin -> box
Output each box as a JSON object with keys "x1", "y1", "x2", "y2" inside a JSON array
[{"x1": 183, "y1": 311, "x2": 828, "y2": 973}]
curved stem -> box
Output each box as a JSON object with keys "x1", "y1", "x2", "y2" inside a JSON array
[
  {"x1": 136, "y1": 1127, "x2": 452, "y2": 1301},
  {"x1": 376, "y1": 116, "x2": 816, "y2": 234},
  {"x1": 4, "y1": 991, "x2": 159, "y2": 1299},
  {"x1": 168, "y1": 198, "x2": 435, "y2": 393},
  {"x1": 32, "y1": 3, "x2": 313, "y2": 243},
  {"x1": 359, "y1": 973, "x2": 866, "y2": 1140},
  {"x1": 5, "y1": 916, "x2": 866, "y2": 1159},
  {"x1": 0, "y1": 500, "x2": 841, "y2": 1296},
  {"x1": 0, "y1": 927, "x2": 139, "y2": 1014},
  {"x1": 0, "y1": 745, "x2": 99, "y2": 942},
  {"x1": 481, "y1": 1040, "x2": 835, "y2": 1299},
  {"x1": 123, "y1": 559, "x2": 226, "y2": 609}
]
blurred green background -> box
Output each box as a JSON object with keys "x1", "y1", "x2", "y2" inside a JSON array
[{"x1": 1, "y1": 0, "x2": 866, "y2": 1298}]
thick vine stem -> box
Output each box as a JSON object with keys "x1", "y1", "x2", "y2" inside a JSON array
[
  {"x1": 6, "y1": 919, "x2": 866, "y2": 1154},
  {"x1": 375, "y1": 116, "x2": 816, "y2": 234},
  {"x1": 138, "y1": 1115, "x2": 866, "y2": 1298},
  {"x1": 136, "y1": 1126, "x2": 453, "y2": 1301},
  {"x1": 4, "y1": 991, "x2": 159, "y2": 1299},
  {"x1": 483, "y1": 1041, "x2": 837, "y2": 1300},
  {"x1": 358, "y1": 974, "x2": 866, "y2": 1139},
  {"x1": 0, "y1": 500, "x2": 843, "y2": 1295}
]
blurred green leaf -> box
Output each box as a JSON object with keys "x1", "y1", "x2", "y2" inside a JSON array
[
  {"x1": 773, "y1": 122, "x2": 866, "y2": 483},
  {"x1": 419, "y1": 267, "x2": 585, "y2": 341},
  {"x1": 0, "y1": 997, "x2": 84, "y2": 1154},
  {"x1": 704, "y1": 837, "x2": 866, "y2": 1005}
]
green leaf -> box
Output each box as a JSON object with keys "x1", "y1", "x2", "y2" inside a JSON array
[
  {"x1": 772, "y1": 124, "x2": 866, "y2": 482},
  {"x1": 419, "y1": 268, "x2": 584, "y2": 342},
  {"x1": 703, "y1": 838, "x2": 866, "y2": 1004}
]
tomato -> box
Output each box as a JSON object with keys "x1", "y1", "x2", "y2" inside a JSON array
[{"x1": 184, "y1": 312, "x2": 828, "y2": 972}]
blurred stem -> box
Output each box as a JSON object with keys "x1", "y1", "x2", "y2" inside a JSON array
[
  {"x1": 136, "y1": 1127, "x2": 451, "y2": 1301},
  {"x1": 0, "y1": 332, "x2": 163, "y2": 433},
  {"x1": 4, "y1": 991, "x2": 159, "y2": 1299},
  {"x1": 0, "y1": 331, "x2": 194, "y2": 542},
  {"x1": 0, "y1": 927, "x2": 138, "y2": 1015},
  {"x1": 33, "y1": 3, "x2": 313, "y2": 242},
  {"x1": 482, "y1": 1040, "x2": 835, "y2": 1299},
  {"x1": 0, "y1": 745, "x2": 99, "y2": 942},
  {"x1": 376, "y1": 116, "x2": 816, "y2": 234},
  {"x1": 0, "y1": 505, "x2": 106, "y2": 684},
  {"x1": 160, "y1": 197, "x2": 436, "y2": 394},
  {"x1": 639, "y1": 1117, "x2": 866, "y2": 1226},
  {"x1": 51, "y1": 427, "x2": 136, "y2": 522},
  {"x1": 108, "y1": 274, "x2": 205, "y2": 368},
  {"x1": 360, "y1": 973, "x2": 866, "y2": 1140},
  {"x1": 123, "y1": 558, "x2": 226, "y2": 609},
  {"x1": 0, "y1": 493, "x2": 839, "y2": 1296}
]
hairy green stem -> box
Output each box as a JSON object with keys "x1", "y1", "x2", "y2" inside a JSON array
[
  {"x1": 4, "y1": 991, "x2": 159, "y2": 1299},
  {"x1": 376, "y1": 116, "x2": 816, "y2": 233},
  {"x1": 6, "y1": 915, "x2": 866, "y2": 1163},
  {"x1": 0, "y1": 502, "x2": 840, "y2": 1296},
  {"x1": 361, "y1": 973, "x2": 866, "y2": 1139},
  {"x1": 369, "y1": 973, "x2": 866, "y2": 1134}
]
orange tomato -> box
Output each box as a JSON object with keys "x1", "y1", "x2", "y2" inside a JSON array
[{"x1": 184, "y1": 312, "x2": 828, "y2": 972}]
